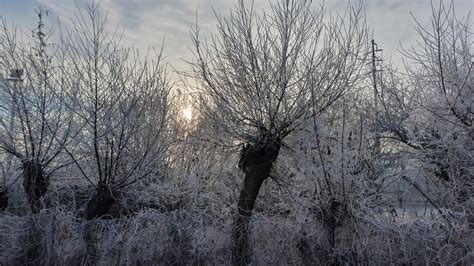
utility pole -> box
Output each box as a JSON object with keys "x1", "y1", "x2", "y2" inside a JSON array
[{"x1": 371, "y1": 39, "x2": 383, "y2": 154}]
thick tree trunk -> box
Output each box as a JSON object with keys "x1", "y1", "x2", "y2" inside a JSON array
[
  {"x1": 321, "y1": 198, "x2": 349, "y2": 265},
  {"x1": 0, "y1": 188, "x2": 8, "y2": 211},
  {"x1": 79, "y1": 183, "x2": 115, "y2": 265},
  {"x1": 24, "y1": 217, "x2": 45, "y2": 265},
  {"x1": 83, "y1": 182, "x2": 115, "y2": 220},
  {"x1": 22, "y1": 160, "x2": 49, "y2": 214},
  {"x1": 232, "y1": 138, "x2": 280, "y2": 265}
]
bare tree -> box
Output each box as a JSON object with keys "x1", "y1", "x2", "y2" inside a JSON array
[
  {"x1": 58, "y1": 3, "x2": 173, "y2": 220},
  {"x1": 402, "y1": 1, "x2": 472, "y2": 128},
  {"x1": 0, "y1": 8, "x2": 75, "y2": 213},
  {"x1": 379, "y1": 1, "x2": 472, "y2": 225},
  {"x1": 189, "y1": 0, "x2": 369, "y2": 263}
]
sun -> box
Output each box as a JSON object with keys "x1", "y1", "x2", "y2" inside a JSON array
[{"x1": 182, "y1": 106, "x2": 193, "y2": 121}]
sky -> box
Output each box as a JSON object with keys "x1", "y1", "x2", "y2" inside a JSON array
[{"x1": 0, "y1": 0, "x2": 472, "y2": 71}]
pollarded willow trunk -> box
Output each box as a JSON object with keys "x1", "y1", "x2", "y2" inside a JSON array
[
  {"x1": 232, "y1": 137, "x2": 281, "y2": 265},
  {"x1": 81, "y1": 182, "x2": 115, "y2": 265},
  {"x1": 22, "y1": 160, "x2": 49, "y2": 214},
  {"x1": 322, "y1": 198, "x2": 343, "y2": 252},
  {"x1": 83, "y1": 181, "x2": 115, "y2": 220},
  {"x1": 0, "y1": 188, "x2": 8, "y2": 211}
]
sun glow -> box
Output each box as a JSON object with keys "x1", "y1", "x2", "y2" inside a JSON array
[{"x1": 182, "y1": 106, "x2": 193, "y2": 121}]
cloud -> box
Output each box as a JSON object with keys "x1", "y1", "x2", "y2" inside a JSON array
[
  {"x1": 1, "y1": 0, "x2": 472, "y2": 71},
  {"x1": 31, "y1": 0, "x2": 238, "y2": 68}
]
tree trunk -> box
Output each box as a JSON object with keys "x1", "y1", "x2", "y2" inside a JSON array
[
  {"x1": 22, "y1": 160, "x2": 49, "y2": 214},
  {"x1": 232, "y1": 138, "x2": 280, "y2": 265},
  {"x1": 24, "y1": 217, "x2": 45, "y2": 265},
  {"x1": 83, "y1": 182, "x2": 115, "y2": 220},
  {"x1": 0, "y1": 188, "x2": 8, "y2": 211}
]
